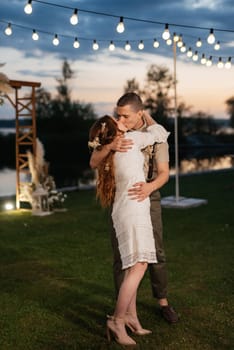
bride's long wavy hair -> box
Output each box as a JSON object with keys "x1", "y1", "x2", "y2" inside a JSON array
[{"x1": 89, "y1": 115, "x2": 118, "y2": 207}]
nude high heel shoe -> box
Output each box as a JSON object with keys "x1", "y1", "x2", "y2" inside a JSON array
[
  {"x1": 125, "y1": 313, "x2": 152, "y2": 336},
  {"x1": 106, "y1": 315, "x2": 136, "y2": 346}
]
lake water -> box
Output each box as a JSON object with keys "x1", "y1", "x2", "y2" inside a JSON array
[
  {"x1": 0, "y1": 168, "x2": 17, "y2": 197},
  {"x1": 1, "y1": 155, "x2": 233, "y2": 198}
]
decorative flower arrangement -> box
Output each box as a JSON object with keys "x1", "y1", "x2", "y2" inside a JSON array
[
  {"x1": 27, "y1": 139, "x2": 67, "y2": 214},
  {"x1": 48, "y1": 190, "x2": 67, "y2": 211},
  {"x1": 0, "y1": 66, "x2": 13, "y2": 105}
]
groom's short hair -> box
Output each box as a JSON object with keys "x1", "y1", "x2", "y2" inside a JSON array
[{"x1": 117, "y1": 92, "x2": 143, "y2": 112}]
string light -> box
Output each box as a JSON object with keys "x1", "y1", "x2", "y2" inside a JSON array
[
  {"x1": 192, "y1": 51, "x2": 198, "y2": 61},
  {"x1": 109, "y1": 40, "x2": 115, "y2": 51},
  {"x1": 52, "y1": 34, "x2": 59, "y2": 46},
  {"x1": 206, "y1": 56, "x2": 213, "y2": 67},
  {"x1": 1, "y1": 1, "x2": 233, "y2": 69},
  {"x1": 162, "y1": 23, "x2": 170, "y2": 40},
  {"x1": 196, "y1": 38, "x2": 202, "y2": 47},
  {"x1": 70, "y1": 9, "x2": 78, "y2": 25},
  {"x1": 24, "y1": 0, "x2": 32, "y2": 14},
  {"x1": 73, "y1": 37, "x2": 80, "y2": 48},
  {"x1": 153, "y1": 39, "x2": 159, "y2": 48},
  {"x1": 217, "y1": 57, "x2": 224, "y2": 68},
  {"x1": 166, "y1": 38, "x2": 172, "y2": 45},
  {"x1": 125, "y1": 41, "x2": 131, "y2": 51},
  {"x1": 225, "y1": 57, "x2": 232, "y2": 69},
  {"x1": 201, "y1": 54, "x2": 206, "y2": 64},
  {"x1": 177, "y1": 37, "x2": 183, "y2": 48},
  {"x1": 116, "y1": 17, "x2": 125, "y2": 33},
  {"x1": 214, "y1": 41, "x2": 220, "y2": 50},
  {"x1": 4, "y1": 23, "x2": 12, "y2": 36},
  {"x1": 1, "y1": 18, "x2": 233, "y2": 68},
  {"x1": 32, "y1": 29, "x2": 39, "y2": 40},
  {"x1": 180, "y1": 44, "x2": 186, "y2": 53},
  {"x1": 21, "y1": 0, "x2": 234, "y2": 38},
  {"x1": 173, "y1": 33, "x2": 179, "y2": 42},
  {"x1": 187, "y1": 47, "x2": 193, "y2": 57},
  {"x1": 138, "y1": 40, "x2": 144, "y2": 50},
  {"x1": 177, "y1": 39, "x2": 183, "y2": 48},
  {"x1": 207, "y1": 28, "x2": 215, "y2": 44},
  {"x1": 92, "y1": 39, "x2": 99, "y2": 50}
]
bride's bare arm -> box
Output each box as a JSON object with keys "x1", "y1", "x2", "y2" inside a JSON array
[{"x1": 90, "y1": 135, "x2": 133, "y2": 169}]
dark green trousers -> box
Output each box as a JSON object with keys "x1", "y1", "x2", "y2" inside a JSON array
[{"x1": 110, "y1": 190, "x2": 168, "y2": 300}]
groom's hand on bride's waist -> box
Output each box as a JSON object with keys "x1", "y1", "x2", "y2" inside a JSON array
[{"x1": 128, "y1": 182, "x2": 154, "y2": 202}]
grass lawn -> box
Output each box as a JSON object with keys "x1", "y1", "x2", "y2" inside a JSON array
[{"x1": 0, "y1": 170, "x2": 233, "y2": 350}]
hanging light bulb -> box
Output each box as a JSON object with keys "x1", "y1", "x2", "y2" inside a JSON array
[
  {"x1": 109, "y1": 40, "x2": 115, "y2": 51},
  {"x1": 5, "y1": 23, "x2": 12, "y2": 36},
  {"x1": 32, "y1": 29, "x2": 39, "y2": 40},
  {"x1": 73, "y1": 37, "x2": 80, "y2": 48},
  {"x1": 138, "y1": 40, "x2": 144, "y2": 50},
  {"x1": 153, "y1": 38, "x2": 159, "y2": 48},
  {"x1": 207, "y1": 29, "x2": 215, "y2": 44},
  {"x1": 225, "y1": 57, "x2": 232, "y2": 69},
  {"x1": 166, "y1": 38, "x2": 172, "y2": 45},
  {"x1": 192, "y1": 51, "x2": 198, "y2": 61},
  {"x1": 52, "y1": 34, "x2": 59, "y2": 46},
  {"x1": 187, "y1": 47, "x2": 193, "y2": 58},
  {"x1": 196, "y1": 38, "x2": 202, "y2": 47},
  {"x1": 180, "y1": 44, "x2": 186, "y2": 53},
  {"x1": 173, "y1": 33, "x2": 179, "y2": 42},
  {"x1": 206, "y1": 56, "x2": 212, "y2": 67},
  {"x1": 214, "y1": 41, "x2": 220, "y2": 50},
  {"x1": 24, "y1": 0, "x2": 32, "y2": 14},
  {"x1": 162, "y1": 23, "x2": 170, "y2": 40},
  {"x1": 201, "y1": 54, "x2": 206, "y2": 65},
  {"x1": 116, "y1": 17, "x2": 125, "y2": 33},
  {"x1": 70, "y1": 9, "x2": 78, "y2": 25},
  {"x1": 177, "y1": 38, "x2": 183, "y2": 48},
  {"x1": 217, "y1": 57, "x2": 224, "y2": 69},
  {"x1": 125, "y1": 41, "x2": 131, "y2": 51},
  {"x1": 93, "y1": 40, "x2": 99, "y2": 50}
]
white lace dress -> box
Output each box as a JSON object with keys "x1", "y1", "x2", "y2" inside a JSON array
[{"x1": 111, "y1": 124, "x2": 169, "y2": 269}]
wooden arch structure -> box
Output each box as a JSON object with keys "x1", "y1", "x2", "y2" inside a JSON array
[{"x1": 5, "y1": 80, "x2": 41, "y2": 209}]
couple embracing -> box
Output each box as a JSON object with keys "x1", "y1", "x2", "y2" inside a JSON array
[{"x1": 88, "y1": 92, "x2": 178, "y2": 346}]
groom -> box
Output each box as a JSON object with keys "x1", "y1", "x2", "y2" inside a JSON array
[{"x1": 90, "y1": 92, "x2": 178, "y2": 324}]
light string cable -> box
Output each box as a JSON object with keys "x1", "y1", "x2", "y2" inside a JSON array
[
  {"x1": 1, "y1": 0, "x2": 233, "y2": 67},
  {"x1": 1, "y1": 17, "x2": 233, "y2": 56},
  {"x1": 1, "y1": 18, "x2": 233, "y2": 69},
  {"x1": 26, "y1": 0, "x2": 234, "y2": 34}
]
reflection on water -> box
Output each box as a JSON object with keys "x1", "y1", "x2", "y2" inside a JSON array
[
  {"x1": 0, "y1": 168, "x2": 16, "y2": 197},
  {"x1": 0, "y1": 169, "x2": 30, "y2": 197},
  {"x1": 170, "y1": 155, "x2": 234, "y2": 175},
  {"x1": 0, "y1": 155, "x2": 234, "y2": 196},
  {"x1": 0, "y1": 128, "x2": 16, "y2": 135}
]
